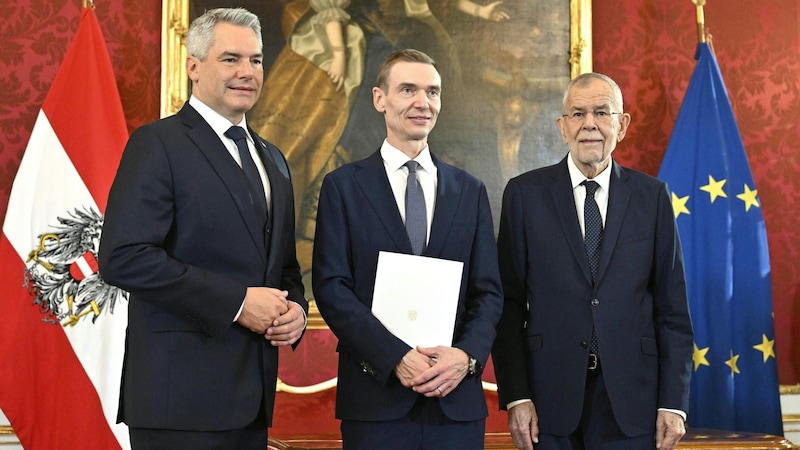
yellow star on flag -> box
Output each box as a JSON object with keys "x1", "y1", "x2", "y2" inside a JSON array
[
  {"x1": 700, "y1": 175, "x2": 727, "y2": 203},
  {"x1": 671, "y1": 192, "x2": 690, "y2": 218},
  {"x1": 736, "y1": 184, "x2": 760, "y2": 211},
  {"x1": 726, "y1": 350, "x2": 741, "y2": 376},
  {"x1": 693, "y1": 343, "x2": 710, "y2": 371},
  {"x1": 753, "y1": 334, "x2": 776, "y2": 362}
]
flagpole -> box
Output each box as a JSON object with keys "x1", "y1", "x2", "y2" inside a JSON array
[
  {"x1": 83, "y1": 0, "x2": 94, "y2": 9},
  {"x1": 692, "y1": 0, "x2": 706, "y2": 43}
]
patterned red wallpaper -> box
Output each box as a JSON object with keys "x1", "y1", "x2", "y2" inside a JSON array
[
  {"x1": 0, "y1": 0, "x2": 161, "y2": 222},
  {"x1": 1, "y1": 0, "x2": 797, "y2": 440},
  {"x1": 593, "y1": 0, "x2": 800, "y2": 386}
]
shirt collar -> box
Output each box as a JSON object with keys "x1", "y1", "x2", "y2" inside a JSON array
[
  {"x1": 380, "y1": 140, "x2": 434, "y2": 173},
  {"x1": 189, "y1": 95, "x2": 250, "y2": 140},
  {"x1": 567, "y1": 152, "x2": 612, "y2": 192}
]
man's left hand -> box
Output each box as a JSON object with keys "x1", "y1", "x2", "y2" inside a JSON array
[
  {"x1": 265, "y1": 301, "x2": 305, "y2": 346},
  {"x1": 410, "y1": 346, "x2": 470, "y2": 397},
  {"x1": 655, "y1": 410, "x2": 686, "y2": 450}
]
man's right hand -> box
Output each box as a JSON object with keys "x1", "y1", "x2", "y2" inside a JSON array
[
  {"x1": 236, "y1": 287, "x2": 289, "y2": 333},
  {"x1": 394, "y1": 348, "x2": 436, "y2": 388},
  {"x1": 508, "y1": 401, "x2": 539, "y2": 450}
]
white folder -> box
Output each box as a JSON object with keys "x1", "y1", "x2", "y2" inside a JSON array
[{"x1": 371, "y1": 251, "x2": 464, "y2": 347}]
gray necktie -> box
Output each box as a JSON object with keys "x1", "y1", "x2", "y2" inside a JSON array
[
  {"x1": 225, "y1": 126, "x2": 267, "y2": 222},
  {"x1": 583, "y1": 180, "x2": 603, "y2": 355},
  {"x1": 404, "y1": 161, "x2": 427, "y2": 255}
]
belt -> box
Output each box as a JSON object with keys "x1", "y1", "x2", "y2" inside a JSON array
[{"x1": 588, "y1": 353, "x2": 600, "y2": 370}]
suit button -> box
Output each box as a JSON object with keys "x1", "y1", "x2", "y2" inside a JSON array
[
  {"x1": 580, "y1": 341, "x2": 588, "y2": 349},
  {"x1": 591, "y1": 298, "x2": 599, "y2": 306}
]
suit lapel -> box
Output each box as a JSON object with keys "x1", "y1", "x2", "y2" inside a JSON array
[
  {"x1": 549, "y1": 158, "x2": 594, "y2": 285},
  {"x1": 354, "y1": 151, "x2": 413, "y2": 252},
  {"x1": 425, "y1": 156, "x2": 462, "y2": 258},
  {"x1": 253, "y1": 131, "x2": 291, "y2": 275},
  {"x1": 179, "y1": 105, "x2": 267, "y2": 263},
  {"x1": 596, "y1": 162, "x2": 630, "y2": 283}
]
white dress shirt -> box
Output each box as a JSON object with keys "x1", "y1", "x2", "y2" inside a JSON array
[{"x1": 380, "y1": 140, "x2": 437, "y2": 244}]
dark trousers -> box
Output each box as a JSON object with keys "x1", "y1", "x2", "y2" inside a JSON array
[
  {"x1": 341, "y1": 396, "x2": 485, "y2": 450},
  {"x1": 129, "y1": 406, "x2": 267, "y2": 450},
  {"x1": 536, "y1": 369, "x2": 655, "y2": 450}
]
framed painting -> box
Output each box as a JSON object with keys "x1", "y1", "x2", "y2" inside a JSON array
[{"x1": 161, "y1": 0, "x2": 592, "y2": 329}]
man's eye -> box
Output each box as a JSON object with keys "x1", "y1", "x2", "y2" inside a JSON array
[
  {"x1": 572, "y1": 112, "x2": 584, "y2": 118},
  {"x1": 595, "y1": 111, "x2": 608, "y2": 117}
]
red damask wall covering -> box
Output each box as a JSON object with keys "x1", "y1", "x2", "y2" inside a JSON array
[
  {"x1": 592, "y1": 0, "x2": 800, "y2": 388},
  {"x1": 1, "y1": 0, "x2": 798, "y2": 439}
]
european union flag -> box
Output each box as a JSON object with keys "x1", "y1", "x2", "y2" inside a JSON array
[{"x1": 658, "y1": 42, "x2": 783, "y2": 436}]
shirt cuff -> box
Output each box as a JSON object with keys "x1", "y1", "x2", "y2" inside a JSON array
[
  {"x1": 507, "y1": 399, "x2": 533, "y2": 410},
  {"x1": 291, "y1": 300, "x2": 308, "y2": 329},
  {"x1": 658, "y1": 408, "x2": 687, "y2": 422}
]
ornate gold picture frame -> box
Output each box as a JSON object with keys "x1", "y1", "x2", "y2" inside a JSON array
[{"x1": 161, "y1": 0, "x2": 592, "y2": 330}]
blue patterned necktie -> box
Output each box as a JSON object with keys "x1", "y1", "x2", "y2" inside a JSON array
[
  {"x1": 583, "y1": 180, "x2": 603, "y2": 355},
  {"x1": 404, "y1": 161, "x2": 427, "y2": 255},
  {"x1": 225, "y1": 126, "x2": 267, "y2": 222}
]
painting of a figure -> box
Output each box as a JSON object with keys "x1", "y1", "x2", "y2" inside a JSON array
[{"x1": 183, "y1": 0, "x2": 576, "y2": 293}]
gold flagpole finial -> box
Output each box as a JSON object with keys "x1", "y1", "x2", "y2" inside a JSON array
[
  {"x1": 692, "y1": 0, "x2": 706, "y2": 43},
  {"x1": 83, "y1": 0, "x2": 95, "y2": 9}
]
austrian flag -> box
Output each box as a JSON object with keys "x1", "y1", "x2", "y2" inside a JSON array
[{"x1": 0, "y1": 7, "x2": 130, "y2": 449}]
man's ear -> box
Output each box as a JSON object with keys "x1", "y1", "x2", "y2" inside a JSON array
[
  {"x1": 186, "y1": 56, "x2": 200, "y2": 83},
  {"x1": 617, "y1": 112, "x2": 632, "y2": 142},
  {"x1": 372, "y1": 86, "x2": 386, "y2": 113},
  {"x1": 556, "y1": 115, "x2": 569, "y2": 144}
]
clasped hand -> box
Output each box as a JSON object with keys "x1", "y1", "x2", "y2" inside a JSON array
[
  {"x1": 394, "y1": 346, "x2": 469, "y2": 398},
  {"x1": 237, "y1": 287, "x2": 304, "y2": 346}
]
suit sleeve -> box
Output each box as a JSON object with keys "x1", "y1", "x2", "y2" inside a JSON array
[
  {"x1": 99, "y1": 126, "x2": 246, "y2": 338},
  {"x1": 451, "y1": 183, "x2": 504, "y2": 371},
  {"x1": 312, "y1": 173, "x2": 412, "y2": 383},
  {"x1": 491, "y1": 179, "x2": 534, "y2": 408},
  {"x1": 653, "y1": 182, "x2": 694, "y2": 411}
]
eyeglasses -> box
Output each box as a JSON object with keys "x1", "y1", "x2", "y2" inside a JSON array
[{"x1": 562, "y1": 110, "x2": 622, "y2": 125}]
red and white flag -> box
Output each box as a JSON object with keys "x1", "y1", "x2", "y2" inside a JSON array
[{"x1": 0, "y1": 7, "x2": 129, "y2": 449}]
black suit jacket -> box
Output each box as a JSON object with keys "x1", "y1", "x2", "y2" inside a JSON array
[
  {"x1": 99, "y1": 103, "x2": 307, "y2": 430},
  {"x1": 312, "y1": 150, "x2": 503, "y2": 422},
  {"x1": 492, "y1": 157, "x2": 693, "y2": 437}
]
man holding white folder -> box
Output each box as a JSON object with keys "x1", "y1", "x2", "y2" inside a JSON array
[{"x1": 313, "y1": 49, "x2": 503, "y2": 449}]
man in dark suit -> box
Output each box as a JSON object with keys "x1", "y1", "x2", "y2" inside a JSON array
[
  {"x1": 491, "y1": 72, "x2": 694, "y2": 450},
  {"x1": 312, "y1": 49, "x2": 503, "y2": 449},
  {"x1": 98, "y1": 8, "x2": 307, "y2": 450}
]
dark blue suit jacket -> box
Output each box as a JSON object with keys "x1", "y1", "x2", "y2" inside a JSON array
[
  {"x1": 99, "y1": 103, "x2": 306, "y2": 431},
  {"x1": 312, "y1": 150, "x2": 503, "y2": 422},
  {"x1": 492, "y1": 157, "x2": 693, "y2": 437}
]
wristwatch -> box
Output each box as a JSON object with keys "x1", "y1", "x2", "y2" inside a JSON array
[{"x1": 467, "y1": 355, "x2": 478, "y2": 376}]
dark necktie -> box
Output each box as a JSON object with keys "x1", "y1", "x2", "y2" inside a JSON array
[
  {"x1": 225, "y1": 126, "x2": 267, "y2": 221},
  {"x1": 583, "y1": 180, "x2": 603, "y2": 281},
  {"x1": 583, "y1": 180, "x2": 603, "y2": 355},
  {"x1": 404, "y1": 161, "x2": 427, "y2": 255}
]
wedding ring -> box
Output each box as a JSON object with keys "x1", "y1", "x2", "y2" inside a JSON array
[{"x1": 437, "y1": 386, "x2": 443, "y2": 394}]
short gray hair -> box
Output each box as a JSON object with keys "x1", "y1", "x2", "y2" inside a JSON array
[
  {"x1": 186, "y1": 8, "x2": 262, "y2": 61},
  {"x1": 562, "y1": 72, "x2": 624, "y2": 112}
]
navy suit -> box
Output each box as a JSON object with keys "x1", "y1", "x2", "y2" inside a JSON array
[
  {"x1": 492, "y1": 157, "x2": 693, "y2": 438},
  {"x1": 312, "y1": 150, "x2": 503, "y2": 424},
  {"x1": 99, "y1": 103, "x2": 307, "y2": 431}
]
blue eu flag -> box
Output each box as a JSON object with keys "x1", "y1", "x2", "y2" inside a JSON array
[{"x1": 658, "y1": 43, "x2": 782, "y2": 435}]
